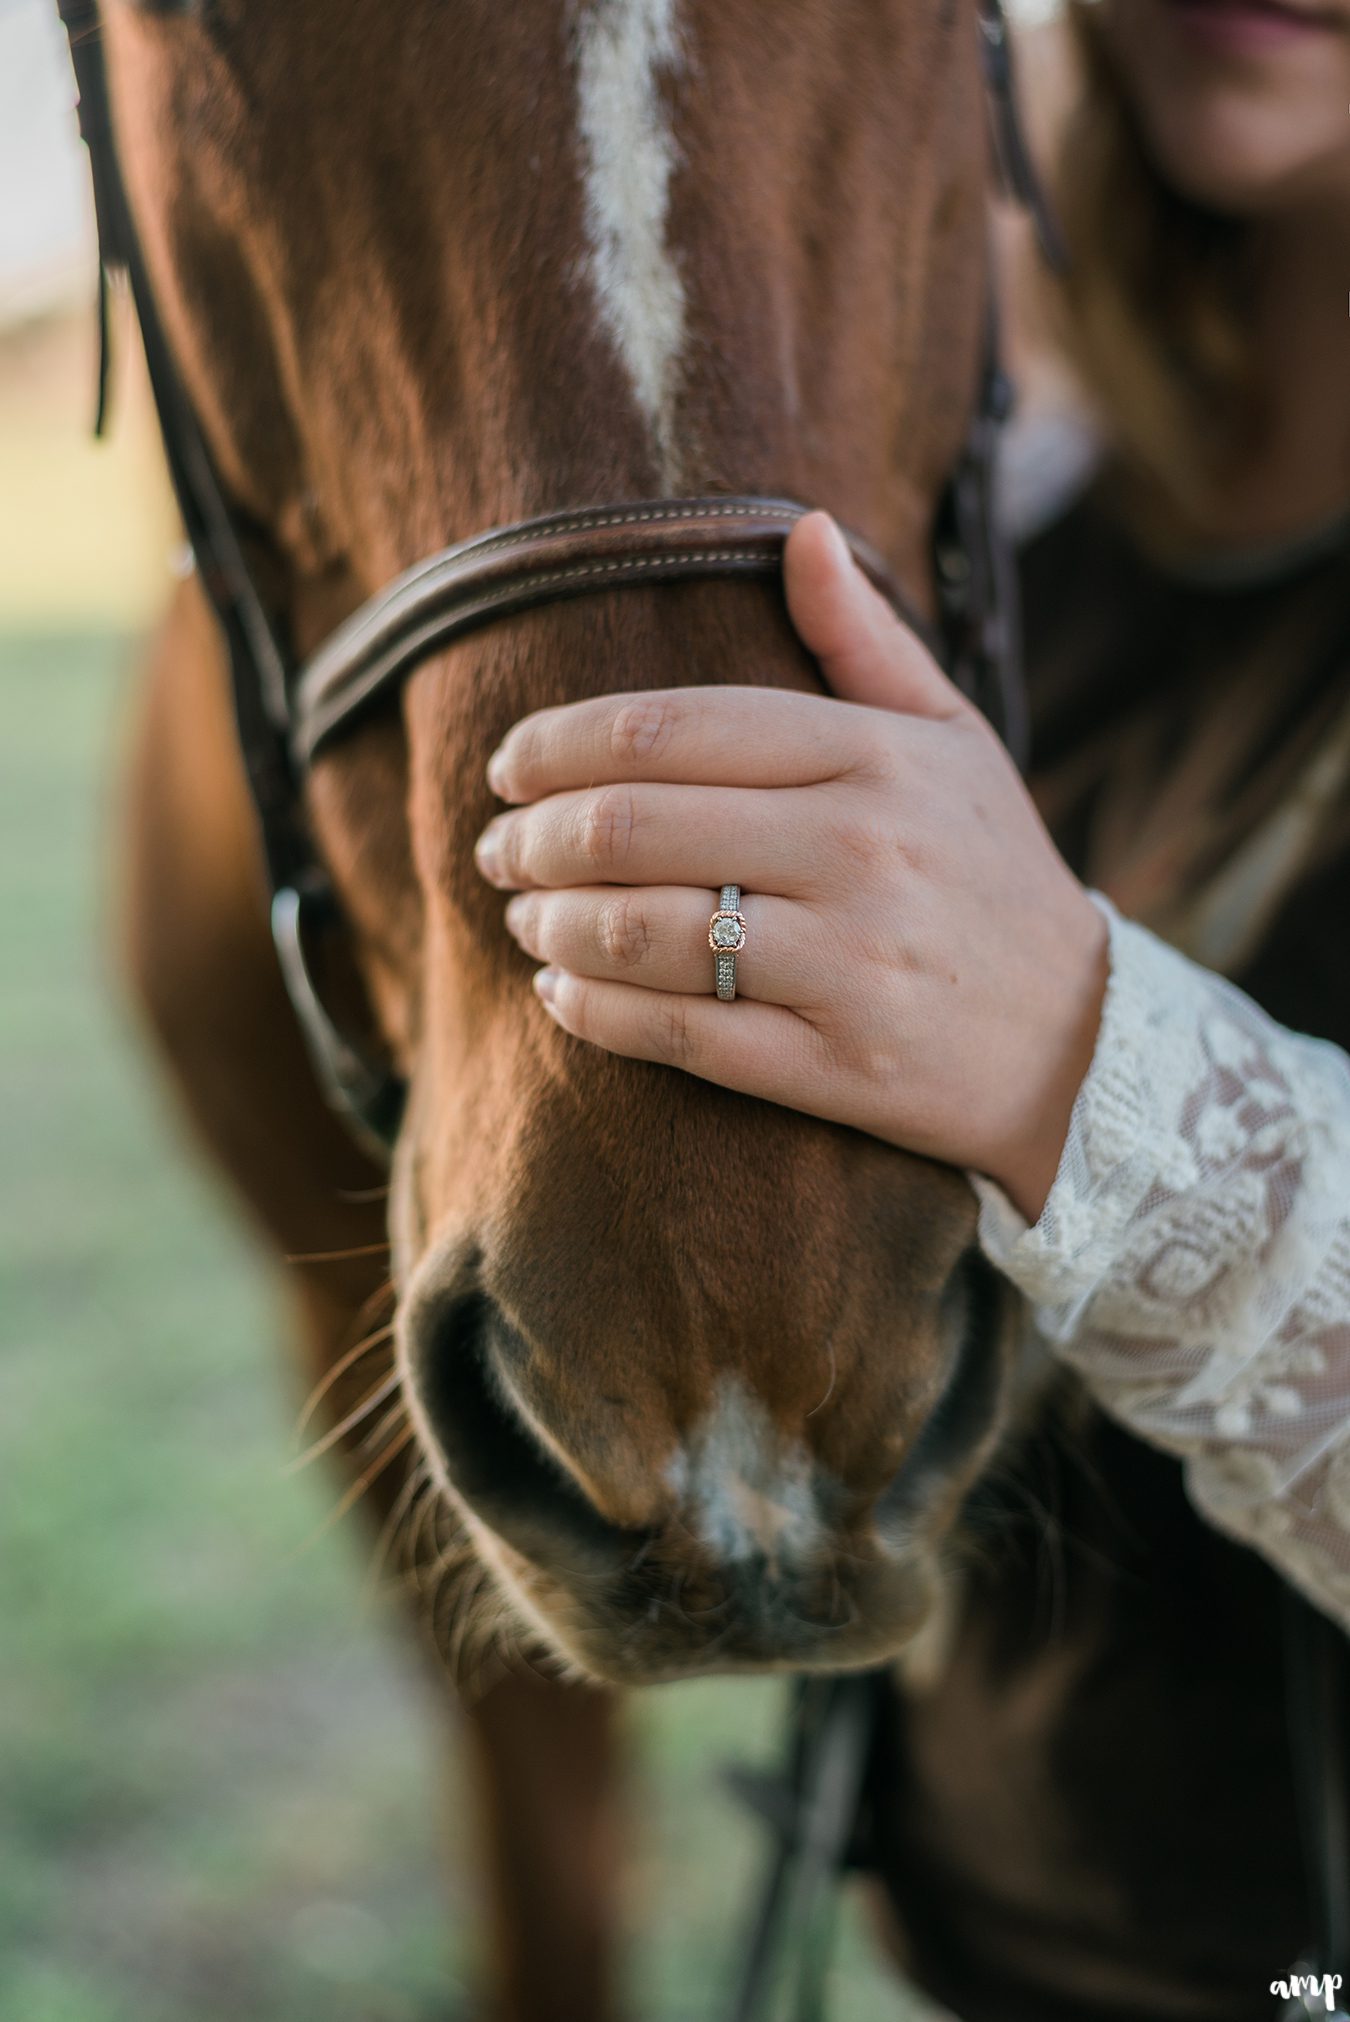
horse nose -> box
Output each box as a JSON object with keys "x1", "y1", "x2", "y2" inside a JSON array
[
  {"x1": 398, "y1": 1235, "x2": 1011, "y2": 1681},
  {"x1": 401, "y1": 1270, "x2": 870, "y2": 1672}
]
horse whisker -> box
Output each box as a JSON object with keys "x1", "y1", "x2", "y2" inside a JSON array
[
  {"x1": 285, "y1": 1239, "x2": 392, "y2": 1265},
  {"x1": 362, "y1": 1461, "x2": 432, "y2": 1602},
  {"x1": 288, "y1": 1422, "x2": 417, "y2": 1560},
  {"x1": 408, "y1": 1488, "x2": 440, "y2": 1592},
  {"x1": 293, "y1": 1322, "x2": 395, "y2": 1437},
  {"x1": 285, "y1": 1365, "x2": 403, "y2": 1474},
  {"x1": 806, "y1": 1335, "x2": 838, "y2": 1419}
]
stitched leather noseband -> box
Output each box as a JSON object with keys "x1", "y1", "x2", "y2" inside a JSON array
[{"x1": 293, "y1": 498, "x2": 933, "y2": 768}]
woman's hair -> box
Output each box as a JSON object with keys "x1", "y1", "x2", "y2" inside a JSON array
[{"x1": 1052, "y1": 0, "x2": 1262, "y2": 529}]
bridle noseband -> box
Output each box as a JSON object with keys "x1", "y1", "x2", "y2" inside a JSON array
[{"x1": 296, "y1": 498, "x2": 939, "y2": 770}]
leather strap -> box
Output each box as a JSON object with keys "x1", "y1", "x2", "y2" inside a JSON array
[
  {"x1": 978, "y1": 0, "x2": 1068, "y2": 272},
  {"x1": 293, "y1": 498, "x2": 934, "y2": 767},
  {"x1": 724, "y1": 1674, "x2": 879, "y2": 2022},
  {"x1": 56, "y1": 0, "x2": 305, "y2": 891}
]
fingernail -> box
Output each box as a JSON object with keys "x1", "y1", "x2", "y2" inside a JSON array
[
  {"x1": 475, "y1": 825, "x2": 504, "y2": 883},
  {"x1": 533, "y1": 965, "x2": 560, "y2": 1008},
  {"x1": 503, "y1": 895, "x2": 528, "y2": 941},
  {"x1": 820, "y1": 514, "x2": 852, "y2": 570},
  {"x1": 486, "y1": 746, "x2": 510, "y2": 797}
]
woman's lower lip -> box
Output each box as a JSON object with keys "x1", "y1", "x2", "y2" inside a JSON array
[{"x1": 1166, "y1": 0, "x2": 1339, "y2": 52}]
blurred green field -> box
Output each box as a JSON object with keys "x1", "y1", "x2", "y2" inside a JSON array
[{"x1": 0, "y1": 618, "x2": 913, "y2": 2016}]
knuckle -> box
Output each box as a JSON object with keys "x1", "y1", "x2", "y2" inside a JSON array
[
  {"x1": 656, "y1": 994, "x2": 701, "y2": 1068},
  {"x1": 608, "y1": 693, "x2": 683, "y2": 767},
  {"x1": 840, "y1": 722, "x2": 900, "y2": 788},
  {"x1": 823, "y1": 812, "x2": 889, "y2": 878},
  {"x1": 852, "y1": 916, "x2": 910, "y2": 975},
  {"x1": 851, "y1": 1038, "x2": 903, "y2": 1091},
  {"x1": 784, "y1": 1011, "x2": 832, "y2": 1081},
  {"x1": 580, "y1": 784, "x2": 638, "y2": 869},
  {"x1": 597, "y1": 891, "x2": 653, "y2": 969}
]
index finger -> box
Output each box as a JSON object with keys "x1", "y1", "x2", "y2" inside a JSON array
[{"x1": 485, "y1": 685, "x2": 882, "y2": 804}]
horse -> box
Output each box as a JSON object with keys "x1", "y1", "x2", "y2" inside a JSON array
[{"x1": 67, "y1": 1, "x2": 1320, "y2": 2017}]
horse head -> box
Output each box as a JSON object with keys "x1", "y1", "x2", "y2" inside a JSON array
[{"x1": 100, "y1": 0, "x2": 1017, "y2": 1682}]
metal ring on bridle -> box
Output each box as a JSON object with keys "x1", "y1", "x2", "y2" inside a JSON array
[{"x1": 708, "y1": 885, "x2": 747, "y2": 1001}]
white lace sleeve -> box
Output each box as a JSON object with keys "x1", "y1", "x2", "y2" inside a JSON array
[{"x1": 970, "y1": 893, "x2": 1350, "y2": 1630}]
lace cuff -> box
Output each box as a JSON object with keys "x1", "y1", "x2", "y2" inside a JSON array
[{"x1": 970, "y1": 894, "x2": 1350, "y2": 1628}]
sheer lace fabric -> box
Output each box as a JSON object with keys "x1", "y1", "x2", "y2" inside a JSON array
[{"x1": 971, "y1": 894, "x2": 1350, "y2": 1628}]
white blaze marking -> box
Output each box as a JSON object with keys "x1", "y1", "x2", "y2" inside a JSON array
[
  {"x1": 574, "y1": 0, "x2": 688, "y2": 476},
  {"x1": 670, "y1": 1377, "x2": 822, "y2": 1571}
]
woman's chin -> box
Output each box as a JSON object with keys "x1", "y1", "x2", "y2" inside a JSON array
[
  {"x1": 1106, "y1": 0, "x2": 1350, "y2": 215},
  {"x1": 1139, "y1": 92, "x2": 1350, "y2": 216}
]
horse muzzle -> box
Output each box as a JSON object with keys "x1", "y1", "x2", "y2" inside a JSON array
[{"x1": 398, "y1": 1242, "x2": 1011, "y2": 1684}]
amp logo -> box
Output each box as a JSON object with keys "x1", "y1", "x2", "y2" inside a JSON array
[{"x1": 1270, "y1": 1972, "x2": 1347, "y2": 2016}]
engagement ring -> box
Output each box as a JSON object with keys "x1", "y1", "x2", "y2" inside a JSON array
[{"x1": 708, "y1": 885, "x2": 747, "y2": 1001}]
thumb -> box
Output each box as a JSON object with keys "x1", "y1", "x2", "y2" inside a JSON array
[{"x1": 784, "y1": 511, "x2": 964, "y2": 719}]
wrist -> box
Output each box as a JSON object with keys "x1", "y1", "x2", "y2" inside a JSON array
[{"x1": 984, "y1": 885, "x2": 1111, "y2": 1224}]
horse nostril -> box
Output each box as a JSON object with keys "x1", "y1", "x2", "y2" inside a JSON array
[
  {"x1": 410, "y1": 1290, "x2": 624, "y2": 1566},
  {"x1": 881, "y1": 1248, "x2": 1008, "y2": 1520}
]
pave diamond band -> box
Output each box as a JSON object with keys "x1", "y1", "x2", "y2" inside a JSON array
[{"x1": 708, "y1": 884, "x2": 747, "y2": 1001}]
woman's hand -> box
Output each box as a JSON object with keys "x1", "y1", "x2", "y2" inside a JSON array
[{"x1": 475, "y1": 513, "x2": 1109, "y2": 1222}]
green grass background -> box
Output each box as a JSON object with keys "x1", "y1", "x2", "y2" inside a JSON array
[{"x1": 0, "y1": 331, "x2": 916, "y2": 2019}]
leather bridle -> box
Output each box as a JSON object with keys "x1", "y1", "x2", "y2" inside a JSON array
[
  {"x1": 56, "y1": 0, "x2": 1053, "y2": 1156},
  {"x1": 55, "y1": 6, "x2": 1348, "y2": 2011}
]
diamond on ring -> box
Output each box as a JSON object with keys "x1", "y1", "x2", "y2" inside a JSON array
[
  {"x1": 709, "y1": 884, "x2": 746, "y2": 1000},
  {"x1": 709, "y1": 912, "x2": 747, "y2": 952}
]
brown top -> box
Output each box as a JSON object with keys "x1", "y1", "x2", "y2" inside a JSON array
[{"x1": 1020, "y1": 480, "x2": 1350, "y2": 1050}]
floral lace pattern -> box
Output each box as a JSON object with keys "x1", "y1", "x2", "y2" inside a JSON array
[{"x1": 971, "y1": 894, "x2": 1350, "y2": 1628}]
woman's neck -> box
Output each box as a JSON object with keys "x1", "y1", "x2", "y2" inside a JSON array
[{"x1": 1206, "y1": 205, "x2": 1350, "y2": 548}]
